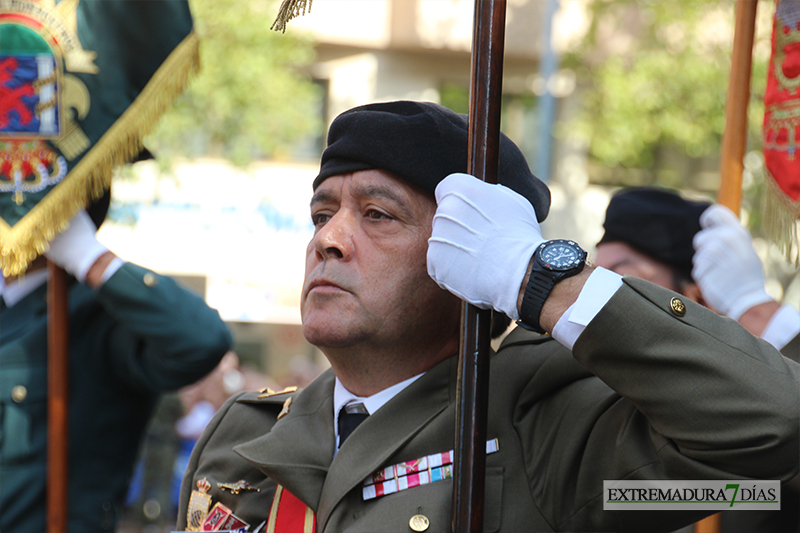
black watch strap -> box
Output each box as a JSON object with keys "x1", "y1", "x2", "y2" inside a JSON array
[{"x1": 519, "y1": 269, "x2": 556, "y2": 334}]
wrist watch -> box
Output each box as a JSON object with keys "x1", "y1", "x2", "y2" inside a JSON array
[{"x1": 519, "y1": 239, "x2": 587, "y2": 334}]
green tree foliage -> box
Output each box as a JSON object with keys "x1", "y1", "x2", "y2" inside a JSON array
[
  {"x1": 564, "y1": 0, "x2": 768, "y2": 172},
  {"x1": 146, "y1": 0, "x2": 321, "y2": 166}
]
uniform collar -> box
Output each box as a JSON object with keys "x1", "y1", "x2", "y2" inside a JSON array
[
  {"x1": 234, "y1": 356, "x2": 458, "y2": 530},
  {"x1": 332, "y1": 373, "x2": 424, "y2": 452}
]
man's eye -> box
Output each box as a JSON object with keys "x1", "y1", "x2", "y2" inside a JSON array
[
  {"x1": 366, "y1": 209, "x2": 390, "y2": 220},
  {"x1": 312, "y1": 213, "x2": 330, "y2": 226}
]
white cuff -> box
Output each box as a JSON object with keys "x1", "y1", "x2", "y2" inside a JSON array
[
  {"x1": 551, "y1": 267, "x2": 623, "y2": 351},
  {"x1": 761, "y1": 304, "x2": 800, "y2": 351},
  {"x1": 98, "y1": 257, "x2": 125, "y2": 286},
  {"x1": 74, "y1": 242, "x2": 110, "y2": 283},
  {"x1": 728, "y1": 290, "x2": 775, "y2": 322}
]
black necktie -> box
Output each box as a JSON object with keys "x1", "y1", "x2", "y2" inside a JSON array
[{"x1": 338, "y1": 403, "x2": 369, "y2": 447}]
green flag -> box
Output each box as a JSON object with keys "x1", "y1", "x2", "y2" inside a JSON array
[{"x1": 0, "y1": 0, "x2": 199, "y2": 276}]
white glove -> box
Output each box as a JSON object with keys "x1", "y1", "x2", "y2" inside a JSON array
[
  {"x1": 692, "y1": 204, "x2": 772, "y2": 320},
  {"x1": 427, "y1": 173, "x2": 545, "y2": 320},
  {"x1": 44, "y1": 210, "x2": 109, "y2": 283}
]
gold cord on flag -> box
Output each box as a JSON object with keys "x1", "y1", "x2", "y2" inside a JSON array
[{"x1": 763, "y1": 169, "x2": 800, "y2": 264}]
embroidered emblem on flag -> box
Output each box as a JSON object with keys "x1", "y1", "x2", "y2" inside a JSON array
[
  {"x1": 362, "y1": 438, "x2": 499, "y2": 500},
  {"x1": 0, "y1": 56, "x2": 47, "y2": 134}
]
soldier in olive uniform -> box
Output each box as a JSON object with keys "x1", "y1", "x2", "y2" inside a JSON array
[
  {"x1": 178, "y1": 101, "x2": 799, "y2": 533},
  {"x1": 594, "y1": 187, "x2": 800, "y2": 533},
  {"x1": 596, "y1": 187, "x2": 799, "y2": 361},
  {"x1": 0, "y1": 205, "x2": 232, "y2": 533}
]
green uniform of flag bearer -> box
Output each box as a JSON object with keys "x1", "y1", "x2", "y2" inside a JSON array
[{"x1": 1, "y1": 256, "x2": 232, "y2": 532}]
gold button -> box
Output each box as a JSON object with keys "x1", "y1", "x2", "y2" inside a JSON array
[
  {"x1": 143, "y1": 273, "x2": 158, "y2": 287},
  {"x1": 11, "y1": 385, "x2": 27, "y2": 403},
  {"x1": 409, "y1": 514, "x2": 429, "y2": 532},
  {"x1": 670, "y1": 297, "x2": 686, "y2": 317}
]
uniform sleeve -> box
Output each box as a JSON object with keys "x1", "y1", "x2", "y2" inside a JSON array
[
  {"x1": 510, "y1": 277, "x2": 800, "y2": 532},
  {"x1": 574, "y1": 277, "x2": 798, "y2": 479},
  {"x1": 94, "y1": 262, "x2": 232, "y2": 393}
]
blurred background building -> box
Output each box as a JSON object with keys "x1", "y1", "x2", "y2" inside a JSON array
[{"x1": 104, "y1": 1, "x2": 798, "y2": 529}]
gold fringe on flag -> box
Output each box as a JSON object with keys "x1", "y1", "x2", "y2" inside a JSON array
[
  {"x1": 762, "y1": 167, "x2": 800, "y2": 265},
  {"x1": 0, "y1": 31, "x2": 201, "y2": 277},
  {"x1": 271, "y1": 0, "x2": 313, "y2": 33}
]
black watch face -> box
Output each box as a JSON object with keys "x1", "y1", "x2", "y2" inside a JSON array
[{"x1": 539, "y1": 240, "x2": 584, "y2": 270}]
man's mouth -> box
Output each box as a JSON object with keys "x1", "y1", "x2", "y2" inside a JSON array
[{"x1": 306, "y1": 278, "x2": 348, "y2": 295}]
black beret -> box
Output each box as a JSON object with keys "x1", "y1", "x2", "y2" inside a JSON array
[
  {"x1": 314, "y1": 101, "x2": 551, "y2": 221},
  {"x1": 599, "y1": 187, "x2": 712, "y2": 280}
]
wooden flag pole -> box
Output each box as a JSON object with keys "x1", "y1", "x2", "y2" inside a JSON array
[
  {"x1": 717, "y1": 0, "x2": 759, "y2": 214},
  {"x1": 47, "y1": 261, "x2": 69, "y2": 533},
  {"x1": 452, "y1": 1, "x2": 507, "y2": 532},
  {"x1": 696, "y1": 2, "x2": 757, "y2": 533}
]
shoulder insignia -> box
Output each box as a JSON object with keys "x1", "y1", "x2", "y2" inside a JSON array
[
  {"x1": 258, "y1": 385, "x2": 298, "y2": 399},
  {"x1": 276, "y1": 397, "x2": 293, "y2": 421}
]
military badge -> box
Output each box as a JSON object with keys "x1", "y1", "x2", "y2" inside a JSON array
[
  {"x1": 186, "y1": 478, "x2": 212, "y2": 531},
  {"x1": 257, "y1": 385, "x2": 298, "y2": 399},
  {"x1": 276, "y1": 397, "x2": 293, "y2": 420},
  {"x1": 362, "y1": 438, "x2": 499, "y2": 500},
  {"x1": 0, "y1": 0, "x2": 200, "y2": 276},
  {"x1": 201, "y1": 502, "x2": 249, "y2": 532},
  {"x1": 218, "y1": 479, "x2": 261, "y2": 495}
]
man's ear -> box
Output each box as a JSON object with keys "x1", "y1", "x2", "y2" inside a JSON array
[{"x1": 681, "y1": 282, "x2": 707, "y2": 307}]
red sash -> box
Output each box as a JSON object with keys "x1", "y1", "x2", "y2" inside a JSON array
[{"x1": 266, "y1": 485, "x2": 316, "y2": 533}]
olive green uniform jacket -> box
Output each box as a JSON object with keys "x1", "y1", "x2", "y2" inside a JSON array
[
  {"x1": 1, "y1": 263, "x2": 232, "y2": 533},
  {"x1": 178, "y1": 278, "x2": 799, "y2": 532}
]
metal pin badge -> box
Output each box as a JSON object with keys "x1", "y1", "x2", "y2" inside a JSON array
[{"x1": 218, "y1": 479, "x2": 261, "y2": 495}]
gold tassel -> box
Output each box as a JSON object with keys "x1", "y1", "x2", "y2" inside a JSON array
[
  {"x1": 271, "y1": 0, "x2": 313, "y2": 33},
  {"x1": 0, "y1": 31, "x2": 201, "y2": 277},
  {"x1": 762, "y1": 168, "x2": 800, "y2": 265}
]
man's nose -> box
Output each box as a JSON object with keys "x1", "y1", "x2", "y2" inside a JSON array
[{"x1": 314, "y1": 211, "x2": 354, "y2": 261}]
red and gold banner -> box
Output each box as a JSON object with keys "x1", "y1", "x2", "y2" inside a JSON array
[{"x1": 763, "y1": 0, "x2": 800, "y2": 259}]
